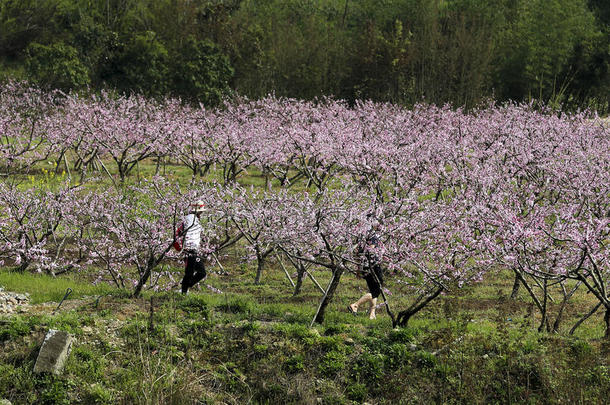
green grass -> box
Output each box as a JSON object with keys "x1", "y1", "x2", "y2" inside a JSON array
[
  {"x1": 1, "y1": 265, "x2": 609, "y2": 404},
  {"x1": 0, "y1": 270, "x2": 116, "y2": 304}
]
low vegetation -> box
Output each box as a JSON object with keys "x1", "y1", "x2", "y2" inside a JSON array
[{"x1": 1, "y1": 265, "x2": 609, "y2": 404}]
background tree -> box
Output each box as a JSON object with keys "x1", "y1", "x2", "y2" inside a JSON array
[
  {"x1": 25, "y1": 42, "x2": 90, "y2": 91},
  {"x1": 170, "y1": 37, "x2": 233, "y2": 106},
  {"x1": 102, "y1": 31, "x2": 169, "y2": 97},
  {"x1": 495, "y1": 0, "x2": 599, "y2": 106},
  {"x1": 1, "y1": 0, "x2": 608, "y2": 111}
]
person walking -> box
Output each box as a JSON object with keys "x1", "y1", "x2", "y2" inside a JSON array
[
  {"x1": 177, "y1": 200, "x2": 207, "y2": 294},
  {"x1": 349, "y1": 226, "x2": 384, "y2": 320}
]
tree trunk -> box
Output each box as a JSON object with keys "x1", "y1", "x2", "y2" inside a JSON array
[
  {"x1": 254, "y1": 248, "x2": 273, "y2": 285},
  {"x1": 605, "y1": 307, "x2": 610, "y2": 339},
  {"x1": 118, "y1": 163, "x2": 127, "y2": 182},
  {"x1": 513, "y1": 270, "x2": 549, "y2": 331},
  {"x1": 552, "y1": 297, "x2": 567, "y2": 333},
  {"x1": 552, "y1": 282, "x2": 579, "y2": 333},
  {"x1": 133, "y1": 255, "x2": 155, "y2": 298},
  {"x1": 264, "y1": 170, "x2": 271, "y2": 191},
  {"x1": 133, "y1": 265, "x2": 151, "y2": 298},
  {"x1": 538, "y1": 279, "x2": 548, "y2": 333},
  {"x1": 202, "y1": 162, "x2": 211, "y2": 177},
  {"x1": 254, "y1": 253, "x2": 265, "y2": 285},
  {"x1": 312, "y1": 266, "x2": 344, "y2": 325},
  {"x1": 569, "y1": 303, "x2": 602, "y2": 335},
  {"x1": 293, "y1": 265, "x2": 306, "y2": 296},
  {"x1": 395, "y1": 287, "x2": 444, "y2": 327},
  {"x1": 55, "y1": 150, "x2": 66, "y2": 174},
  {"x1": 14, "y1": 260, "x2": 29, "y2": 273},
  {"x1": 510, "y1": 272, "x2": 521, "y2": 299},
  {"x1": 155, "y1": 155, "x2": 161, "y2": 176}
]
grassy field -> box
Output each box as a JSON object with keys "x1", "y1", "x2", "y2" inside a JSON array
[{"x1": 1, "y1": 255, "x2": 610, "y2": 404}]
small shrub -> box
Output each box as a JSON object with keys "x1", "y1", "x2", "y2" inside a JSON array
[
  {"x1": 346, "y1": 382, "x2": 368, "y2": 402},
  {"x1": 47, "y1": 312, "x2": 86, "y2": 334},
  {"x1": 0, "y1": 363, "x2": 39, "y2": 402},
  {"x1": 273, "y1": 323, "x2": 317, "y2": 340},
  {"x1": 324, "y1": 324, "x2": 348, "y2": 336},
  {"x1": 318, "y1": 350, "x2": 346, "y2": 376},
  {"x1": 384, "y1": 343, "x2": 412, "y2": 369},
  {"x1": 38, "y1": 375, "x2": 74, "y2": 405},
  {"x1": 178, "y1": 295, "x2": 210, "y2": 318},
  {"x1": 178, "y1": 318, "x2": 211, "y2": 335},
  {"x1": 284, "y1": 354, "x2": 305, "y2": 373},
  {"x1": 388, "y1": 327, "x2": 416, "y2": 344},
  {"x1": 584, "y1": 365, "x2": 610, "y2": 386},
  {"x1": 0, "y1": 316, "x2": 31, "y2": 342},
  {"x1": 317, "y1": 336, "x2": 344, "y2": 353},
  {"x1": 569, "y1": 339, "x2": 593, "y2": 359},
  {"x1": 216, "y1": 296, "x2": 254, "y2": 314},
  {"x1": 0, "y1": 364, "x2": 17, "y2": 395},
  {"x1": 352, "y1": 352, "x2": 386, "y2": 388},
  {"x1": 83, "y1": 383, "x2": 113, "y2": 404},
  {"x1": 68, "y1": 345, "x2": 106, "y2": 380},
  {"x1": 361, "y1": 336, "x2": 386, "y2": 353},
  {"x1": 415, "y1": 350, "x2": 437, "y2": 370},
  {"x1": 321, "y1": 393, "x2": 348, "y2": 405},
  {"x1": 241, "y1": 320, "x2": 260, "y2": 335},
  {"x1": 253, "y1": 344, "x2": 268, "y2": 354}
]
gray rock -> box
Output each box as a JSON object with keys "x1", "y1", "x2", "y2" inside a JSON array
[
  {"x1": 34, "y1": 330, "x2": 74, "y2": 375},
  {"x1": 0, "y1": 398, "x2": 12, "y2": 405},
  {"x1": 0, "y1": 290, "x2": 30, "y2": 315}
]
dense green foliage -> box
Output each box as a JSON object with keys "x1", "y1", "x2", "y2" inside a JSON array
[{"x1": 0, "y1": 0, "x2": 608, "y2": 110}]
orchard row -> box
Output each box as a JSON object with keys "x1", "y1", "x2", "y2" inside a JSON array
[{"x1": 0, "y1": 82, "x2": 609, "y2": 333}]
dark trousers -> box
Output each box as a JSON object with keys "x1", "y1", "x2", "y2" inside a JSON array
[
  {"x1": 181, "y1": 251, "x2": 206, "y2": 293},
  {"x1": 363, "y1": 265, "x2": 383, "y2": 299}
]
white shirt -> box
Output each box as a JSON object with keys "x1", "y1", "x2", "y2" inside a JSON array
[{"x1": 182, "y1": 213, "x2": 202, "y2": 251}]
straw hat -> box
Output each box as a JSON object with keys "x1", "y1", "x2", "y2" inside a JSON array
[{"x1": 190, "y1": 200, "x2": 205, "y2": 213}]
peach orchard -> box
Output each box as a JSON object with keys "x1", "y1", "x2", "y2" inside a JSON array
[{"x1": 0, "y1": 82, "x2": 608, "y2": 333}]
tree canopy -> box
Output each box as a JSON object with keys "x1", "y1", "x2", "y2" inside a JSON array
[{"x1": 0, "y1": 0, "x2": 608, "y2": 110}]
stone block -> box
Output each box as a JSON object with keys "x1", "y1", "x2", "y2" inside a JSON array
[{"x1": 33, "y1": 330, "x2": 74, "y2": 375}]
